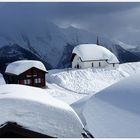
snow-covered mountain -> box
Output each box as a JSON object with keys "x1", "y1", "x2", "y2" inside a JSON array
[{"x1": 0, "y1": 18, "x2": 140, "y2": 70}]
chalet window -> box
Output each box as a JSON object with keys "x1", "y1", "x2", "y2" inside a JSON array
[
  {"x1": 34, "y1": 78, "x2": 41, "y2": 84},
  {"x1": 77, "y1": 64, "x2": 79, "y2": 69},
  {"x1": 92, "y1": 63, "x2": 94, "y2": 67},
  {"x1": 113, "y1": 63, "x2": 115, "y2": 67},
  {"x1": 24, "y1": 79, "x2": 31, "y2": 85}
]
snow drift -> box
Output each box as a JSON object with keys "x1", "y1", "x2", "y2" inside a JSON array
[
  {"x1": 70, "y1": 62, "x2": 140, "y2": 126},
  {"x1": 83, "y1": 72, "x2": 140, "y2": 137},
  {"x1": 47, "y1": 62, "x2": 140, "y2": 95},
  {"x1": 47, "y1": 68, "x2": 124, "y2": 94},
  {"x1": 0, "y1": 84, "x2": 84, "y2": 138}
]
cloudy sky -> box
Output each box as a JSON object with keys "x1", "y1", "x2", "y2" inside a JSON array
[{"x1": 0, "y1": 2, "x2": 140, "y2": 45}]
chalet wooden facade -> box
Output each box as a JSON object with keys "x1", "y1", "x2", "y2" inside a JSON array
[
  {"x1": 5, "y1": 60, "x2": 47, "y2": 88},
  {"x1": 6, "y1": 67, "x2": 46, "y2": 87}
]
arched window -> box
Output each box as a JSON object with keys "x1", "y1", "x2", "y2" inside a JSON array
[
  {"x1": 77, "y1": 64, "x2": 79, "y2": 69},
  {"x1": 99, "y1": 62, "x2": 101, "y2": 67}
]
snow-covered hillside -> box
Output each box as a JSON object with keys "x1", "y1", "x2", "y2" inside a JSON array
[
  {"x1": 47, "y1": 62, "x2": 140, "y2": 95},
  {"x1": 47, "y1": 68, "x2": 123, "y2": 94},
  {"x1": 1, "y1": 61, "x2": 140, "y2": 137},
  {"x1": 46, "y1": 61, "x2": 140, "y2": 129},
  {"x1": 83, "y1": 73, "x2": 140, "y2": 137}
]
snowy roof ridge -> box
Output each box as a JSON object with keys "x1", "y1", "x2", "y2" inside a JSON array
[
  {"x1": 5, "y1": 60, "x2": 47, "y2": 75},
  {"x1": 72, "y1": 44, "x2": 119, "y2": 63}
]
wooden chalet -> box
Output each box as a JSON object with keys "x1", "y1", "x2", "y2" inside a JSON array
[{"x1": 5, "y1": 60, "x2": 47, "y2": 88}]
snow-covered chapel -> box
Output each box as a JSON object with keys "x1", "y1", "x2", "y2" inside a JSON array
[{"x1": 71, "y1": 44, "x2": 119, "y2": 69}]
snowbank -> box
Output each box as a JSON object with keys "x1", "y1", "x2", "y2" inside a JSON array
[
  {"x1": 71, "y1": 94, "x2": 93, "y2": 126},
  {"x1": 83, "y1": 72, "x2": 140, "y2": 137},
  {"x1": 47, "y1": 68, "x2": 124, "y2": 94},
  {"x1": 6, "y1": 60, "x2": 47, "y2": 75},
  {"x1": 0, "y1": 84, "x2": 84, "y2": 138},
  {"x1": 46, "y1": 82, "x2": 86, "y2": 105},
  {"x1": 72, "y1": 44, "x2": 119, "y2": 63},
  {"x1": 119, "y1": 62, "x2": 140, "y2": 75},
  {"x1": 47, "y1": 62, "x2": 140, "y2": 95}
]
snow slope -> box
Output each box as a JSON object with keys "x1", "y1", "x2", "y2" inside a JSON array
[
  {"x1": 47, "y1": 62, "x2": 140, "y2": 96},
  {"x1": 83, "y1": 72, "x2": 140, "y2": 137},
  {"x1": 68, "y1": 62, "x2": 140, "y2": 134},
  {"x1": 47, "y1": 68, "x2": 123, "y2": 94},
  {"x1": 46, "y1": 82, "x2": 86, "y2": 105},
  {"x1": 0, "y1": 84, "x2": 84, "y2": 138}
]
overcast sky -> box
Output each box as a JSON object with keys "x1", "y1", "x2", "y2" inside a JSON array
[{"x1": 0, "y1": 2, "x2": 140, "y2": 45}]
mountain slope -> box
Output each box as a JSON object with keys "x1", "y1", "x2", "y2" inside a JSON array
[{"x1": 0, "y1": 18, "x2": 139, "y2": 69}]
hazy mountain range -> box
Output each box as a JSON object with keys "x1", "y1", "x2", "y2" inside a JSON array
[{"x1": 0, "y1": 19, "x2": 140, "y2": 73}]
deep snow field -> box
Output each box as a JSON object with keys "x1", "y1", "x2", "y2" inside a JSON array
[
  {"x1": 0, "y1": 84, "x2": 85, "y2": 138},
  {"x1": 46, "y1": 62, "x2": 140, "y2": 104},
  {"x1": 82, "y1": 73, "x2": 140, "y2": 137},
  {"x1": 0, "y1": 62, "x2": 140, "y2": 137},
  {"x1": 1, "y1": 62, "x2": 140, "y2": 105}
]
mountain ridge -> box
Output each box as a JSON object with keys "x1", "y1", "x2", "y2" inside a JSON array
[{"x1": 0, "y1": 20, "x2": 140, "y2": 70}]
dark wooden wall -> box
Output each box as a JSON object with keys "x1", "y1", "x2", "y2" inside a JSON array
[
  {"x1": 0, "y1": 122, "x2": 54, "y2": 138},
  {"x1": 6, "y1": 67, "x2": 46, "y2": 88}
]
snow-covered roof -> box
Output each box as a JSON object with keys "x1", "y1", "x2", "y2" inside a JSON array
[
  {"x1": 72, "y1": 44, "x2": 119, "y2": 63},
  {"x1": 0, "y1": 84, "x2": 84, "y2": 138},
  {"x1": 83, "y1": 72, "x2": 140, "y2": 137},
  {"x1": 5, "y1": 60, "x2": 47, "y2": 75}
]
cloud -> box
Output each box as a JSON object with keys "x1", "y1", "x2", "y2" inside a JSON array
[{"x1": 0, "y1": 2, "x2": 140, "y2": 44}]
